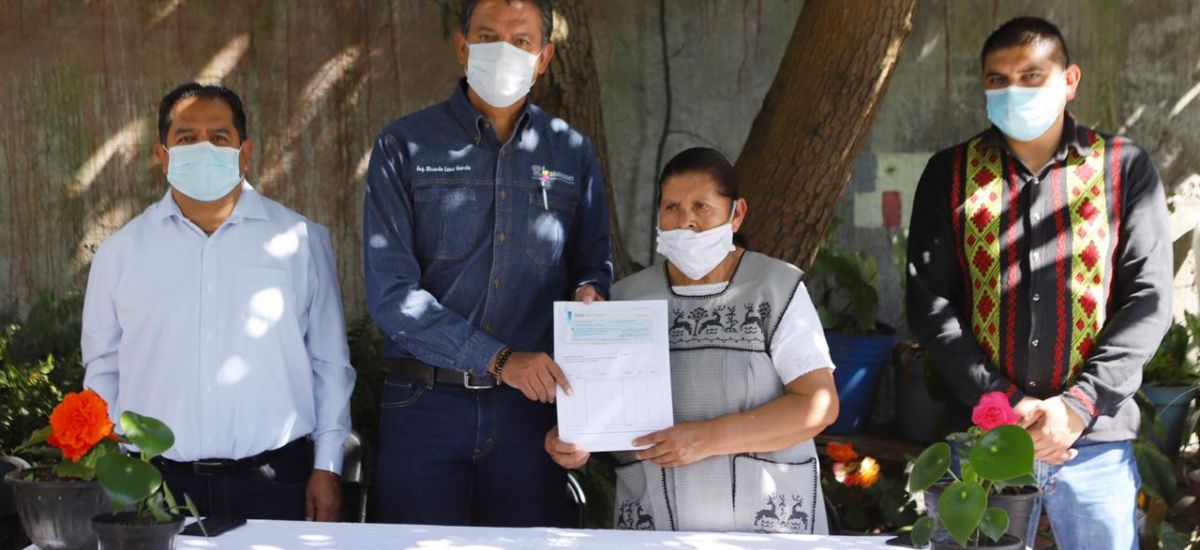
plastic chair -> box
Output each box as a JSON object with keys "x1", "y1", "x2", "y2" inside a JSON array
[
  {"x1": 565, "y1": 472, "x2": 587, "y2": 528},
  {"x1": 341, "y1": 431, "x2": 370, "y2": 523}
]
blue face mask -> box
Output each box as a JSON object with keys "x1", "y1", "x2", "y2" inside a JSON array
[
  {"x1": 985, "y1": 76, "x2": 1067, "y2": 142},
  {"x1": 165, "y1": 142, "x2": 243, "y2": 201}
]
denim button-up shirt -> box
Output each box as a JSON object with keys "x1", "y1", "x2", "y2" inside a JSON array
[{"x1": 364, "y1": 81, "x2": 613, "y2": 376}]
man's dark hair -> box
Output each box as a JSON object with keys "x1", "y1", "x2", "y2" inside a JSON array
[
  {"x1": 157, "y1": 83, "x2": 248, "y2": 144},
  {"x1": 460, "y1": 0, "x2": 553, "y2": 45},
  {"x1": 980, "y1": 16, "x2": 1070, "y2": 69}
]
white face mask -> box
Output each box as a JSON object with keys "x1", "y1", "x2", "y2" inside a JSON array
[
  {"x1": 466, "y1": 42, "x2": 540, "y2": 109},
  {"x1": 165, "y1": 141, "x2": 243, "y2": 202},
  {"x1": 656, "y1": 205, "x2": 738, "y2": 281}
]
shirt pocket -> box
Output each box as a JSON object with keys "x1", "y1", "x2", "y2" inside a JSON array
[
  {"x1": 613, "y1": 459, "x2": 673, "y2": 531},
  {"x1": 234, "y1": 267, "x2": 298, "y2": 340},
  {"x1": 414, "y1": 186, "x2": 481, "y2": 261},
  {"x1": 525, "y1": 190, "x2": 578, "y2": 266},
  {"x1": 731, "y1": 454, "x2": 819, "y2": 534}
]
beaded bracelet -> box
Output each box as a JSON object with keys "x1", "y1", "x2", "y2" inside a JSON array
[{"x1": 493, "y1": 346, "x2": 515, "y2": 384}]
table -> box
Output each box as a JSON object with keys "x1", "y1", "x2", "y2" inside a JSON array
[{"x1": 162, "y1": 520, "x2": 896, "y2": 549}]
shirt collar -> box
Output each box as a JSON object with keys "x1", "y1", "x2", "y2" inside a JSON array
[
  {"x1": 152, "y1": 180, "x2": 270, "y2": 225},
  {"x1": 448, "y1": 78, "x2": 535, "y2": 145},
  {"x1": 981, "y1": 111, "x2": 1091, "y2": 161}
]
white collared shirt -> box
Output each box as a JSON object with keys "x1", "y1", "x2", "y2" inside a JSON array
[{"x1": 82, "y1": 182, "x2": 355, "y2": 474}]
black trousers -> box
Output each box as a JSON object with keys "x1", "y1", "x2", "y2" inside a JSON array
[{"x1": 159, "y1": 440, "x2": 311, "y2": 520}]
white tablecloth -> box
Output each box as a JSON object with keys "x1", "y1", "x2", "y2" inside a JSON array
[{"x1": 156, "y1": 520, "x2": 896, "y2": 549}]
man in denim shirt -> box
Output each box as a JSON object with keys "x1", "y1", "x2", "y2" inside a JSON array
[{"x1": 363, "y1": 0, "x2": 612, "y2": 527}]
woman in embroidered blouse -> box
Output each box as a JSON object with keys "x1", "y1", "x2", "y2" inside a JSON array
[{"x1": 544, "y1": 148, "x2": 839, "y2": 533}]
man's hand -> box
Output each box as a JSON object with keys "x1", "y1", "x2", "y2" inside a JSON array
[
  {"x1": 545, "y1": 426, "x2": 590, "y2": 469},
  {"x1": 632, "y1": 422, "x2": 717, "y2": 468},
  {"x1": 496, "y1": 352, "x2": 572, "y2": 403},
  {"x1": 305, "y1": 469, "x2": 341, "y2": 522},
  {"x1": 1022, "y1": 396, "x2": 1085, "y2": 465},
  {"x1": 1013, "y1": 396, "x2": 1042, "y2": 425},
  {"x1": 575, "y1": 284, "x2": 604, "y2": 304}
]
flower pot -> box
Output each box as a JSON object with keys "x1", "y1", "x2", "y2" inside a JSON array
[
  {"x1": 930, "y1": 533, "x2": 1023, "y2": 549},
  {"x1": 924, "y1": 484, "x2": 1039, "y2": 547},
  {"x1": 92, "y1": 512, "x2": 184, "y2": 550},
  {"x1": 895, "y1": 369, "x2": 946, "y2": 444},
  {"x1": 1142, "y1": 385, "x2": 1197, "y2": 456},
  {"x1": 824, "y1": 327, "x2": 897, "y2": 435},
  {"x1": 5, "y1": 468, "x2": 110, "y2": 550}
]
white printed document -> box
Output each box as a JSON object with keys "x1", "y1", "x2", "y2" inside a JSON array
[{"x1": 554, "y1": 300, "x2": 674, "y2": 452}]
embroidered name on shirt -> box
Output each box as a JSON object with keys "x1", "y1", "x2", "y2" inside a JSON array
[
  {"x1": 531, "y1": 165, "x2": 576, "y2": 185},
  {"x1": 416, "y1": 165, "x2": 471, "y2": 174}
]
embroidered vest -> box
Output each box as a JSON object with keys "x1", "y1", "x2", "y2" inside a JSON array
[{"x1": 953, "y1": 131, "x2": 1117, "y2": 389}]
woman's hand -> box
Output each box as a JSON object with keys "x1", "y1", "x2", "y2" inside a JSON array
[
  {"x1": 633, "y1": 421, "x2": 717, "y2": 468},
  {"x1": 545, "y1": 426, "x2": 590, "y2": 469}
]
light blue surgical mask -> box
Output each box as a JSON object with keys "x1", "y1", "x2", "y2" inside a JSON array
[
  {"x1": 165, "y1": 141, "x2": 243, "y2": 201},
  {"x1": 985, "y1": 76, "x2": 1067, "y2": 142}
]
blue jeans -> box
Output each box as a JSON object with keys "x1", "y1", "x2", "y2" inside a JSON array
[
  {"x1": 1025, "y1": 440, "x2": 1140, "y2": 549},
  {"x1": 374, "y1": 374, "x2": 568, "y2": 527}
]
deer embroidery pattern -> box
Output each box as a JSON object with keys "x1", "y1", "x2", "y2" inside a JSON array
[
  {"x1": 667, "y1": 302, "x2": 772, "y2": 346},
  {"x1": 751, "y1": 492, "x2": 810, "y2": 533},
  {"x1": 616, "y1": 501, "x2": 655, "y2": 531}
]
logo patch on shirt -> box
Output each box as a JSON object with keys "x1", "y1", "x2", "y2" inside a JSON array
[
  {"x1": 531, "y1": 165, "x2": 576, "y2": 186},
  {"x1": 416, "y1": 165, "x2": 471, "y2": 174}
]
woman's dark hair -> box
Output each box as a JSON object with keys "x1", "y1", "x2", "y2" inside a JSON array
[
  {"x1": 658, "y1": 147, "x2": 748, "y2": 248},
  {"x1": 658, "y1": 147, "x2": 739, "y2": 200}
]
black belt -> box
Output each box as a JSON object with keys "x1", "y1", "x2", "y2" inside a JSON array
[
  {"x1": 388, "y1": 358, "x2": 498, "y2": 389},
  {"x1": 150, "y1": 437, "x2": 308, "y2": 475}
]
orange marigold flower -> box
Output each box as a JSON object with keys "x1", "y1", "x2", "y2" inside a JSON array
[
  {"x1": 827, "y1": 442, "x2": 859, "y2": 463},
  {"x1": 46, "y1": 390, "x2": 114, "y2": 462},
  {"x1": 851, "y1": 456, "x2": 881, "y2": 488}
]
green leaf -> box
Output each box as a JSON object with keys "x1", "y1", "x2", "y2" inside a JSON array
[
  {"x1": 119, "y1": 412, "x2": 174, "y2": 461},
  {"x1": 183, "y1": 493, "x2": 206, "y2": 536},
  {"x1": 909, "y1": 442, "x2": 951, "y2": 493},
  {"x1": 146, "y1": 492, "x2": 172, "y2": 523},
  {"x1": 969, "y1": 425, "x2": 1034, "y2": 481},
  {"x1": 910, "y1": 515, "x2": 935, "y2": 547},
  {"x1": 991, "y1": 473, "x2": 1036, "y2": 493},
  {"x1": 1133, "y1": 440, "x2": 1177, "y2": 504},
  {"x1": 1158, "y1": 521, "x2": 1190, "y2": 550},
  {"x1": 95, "y1": 454, "x2": 161, "y2": 508},
  {"x1": 53, "y1": 460, "x2": 96, "y2": 481},
  {"x1": 937, "y1": 481, "x2": 987, "y2": 548},
  {"x1": 978, "y1": 507, "x2": 1009, "y2": 543},
  {"x1": 12, "y1": 425, "x2": 51, "y2": 454}
]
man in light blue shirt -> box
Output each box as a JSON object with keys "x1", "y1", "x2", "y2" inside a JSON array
[{"x1": 82, "y1": 83, "x2": 355, "y2": 522}]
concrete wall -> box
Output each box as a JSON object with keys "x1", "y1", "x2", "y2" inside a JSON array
[{"x1": 0, "y1": 0, "x2": 1196, "y2": 327}]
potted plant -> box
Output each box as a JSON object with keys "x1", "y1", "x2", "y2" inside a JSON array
[
  {"x1": 893, "y1": 344, "x2": 948, "y2": 444},
  {"x1": 904, "y1": 392, "x2": 1037, "y2": 549},
  {"x1": 809, "y1": 222, "x2": 896, "y2": 435},
  {"x1": 1140, "y1": 313, "x2": 1200, "y2": 456},
  {"x1": 91, "y1": 410, "x2": 201, "y2": 550},
  {"x1": 821, "y1": 442, "x2": 917, "y2": 534},
  {"x1": 3, "y1": 389, "x2": 118, "y2": 550}
]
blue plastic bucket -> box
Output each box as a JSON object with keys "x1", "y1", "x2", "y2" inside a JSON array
[
  {"x1": 823, "y1": 328, "x2": 896, "y2": 435},
  {"x1": 1143, "y1": 385, "x2": 1198, "y2": 456}
]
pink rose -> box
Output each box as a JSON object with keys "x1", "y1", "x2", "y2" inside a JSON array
[{"x1": 972, "y1": 391, "x2": 1020, "y2": 431}]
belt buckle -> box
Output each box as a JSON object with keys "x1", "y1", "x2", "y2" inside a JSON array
[
  {"x1": 192, "y1": 460, "x2": 227, "y2": 475},
  {"x1": 463, "y1": 371, "x2": 493, "y2": 390}
]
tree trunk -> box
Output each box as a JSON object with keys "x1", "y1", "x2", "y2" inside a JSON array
[
  {"x1": 735, "y1": 0, "x2": 917, "y2": 270},
  {"x1": 531, "y1": 0, "x2": 635, "y2": 278}
]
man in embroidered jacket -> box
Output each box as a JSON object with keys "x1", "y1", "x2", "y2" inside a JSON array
[{"x1": 906, "y1": 17, "x2": 1171, "y2": 549}]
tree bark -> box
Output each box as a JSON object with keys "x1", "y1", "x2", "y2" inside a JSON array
[
  {"x1": 531, "y1": 0, "x2": 635, "y2": 278},
  {"x1": 735, "y1": 0, "x2": 918, "y2": 270}
]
